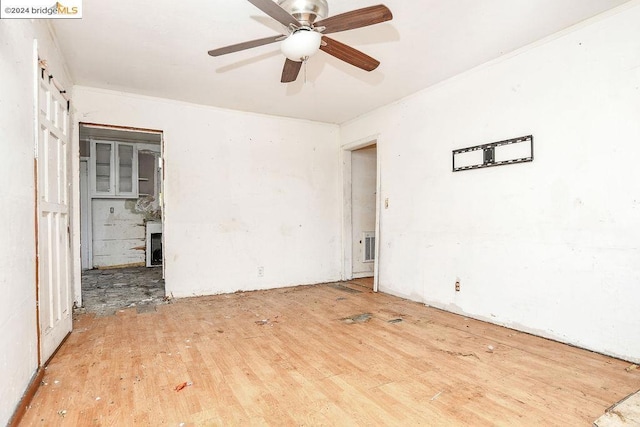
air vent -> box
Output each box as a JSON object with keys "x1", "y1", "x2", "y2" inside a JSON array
[{"x1": 363, "y1": 232, "x2": 375, "y2": 263}]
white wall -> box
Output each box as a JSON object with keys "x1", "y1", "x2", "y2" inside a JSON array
[
  {"x1": 341, "y1": 2, "x2": 640, "y2": 363},
  {"x1": 73, "y1": 87, "x2": 342, "y2": 297},
  {"x1": 351, "y1": 145, "x2": 377, "y2": 276},
  {"x1": 0, "y1": 20, "x2": 73, "y2": 425}
]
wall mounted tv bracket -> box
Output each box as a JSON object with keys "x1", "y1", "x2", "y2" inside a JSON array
[{"x1": 453, "y1": 135, "x2": 533, "y2": 172}]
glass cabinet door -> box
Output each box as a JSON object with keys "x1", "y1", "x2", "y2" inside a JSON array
[
  {"x1": 90, "y1": 140, "x2": 138, "y2": 197},
  {"x1": 116, "y1": 143, "x2": 137, "y2": 196},
  {"x1": 92, "y1": 141, "x2": 114, "y2": 195}
]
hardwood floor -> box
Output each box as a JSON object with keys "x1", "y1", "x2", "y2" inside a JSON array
[
  {"x1": 349, "y1": 276, "x2": 374, "y2": 290},
  {"x1": 21, "y1": 282, "x2": 639, "y2": 425}
]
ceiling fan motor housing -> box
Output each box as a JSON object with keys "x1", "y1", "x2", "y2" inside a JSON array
[{"x1": 277, "y1": 0, "x2": 328, "y2": 25}]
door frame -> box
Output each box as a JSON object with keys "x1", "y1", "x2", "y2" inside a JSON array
[
  {"x1": 79, "y1": 159, "x2": 92, "y2": 271},
  {"x1": 76, "y1": 122, "x2": 165, "y2": 283},
  {"x1": 341, "y1": 134, "x2": 382, "y2": 292}
]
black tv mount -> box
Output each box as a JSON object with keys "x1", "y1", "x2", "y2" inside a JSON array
[{"x1": 453, "y1": 135, "x2": 533, "y2": 172}]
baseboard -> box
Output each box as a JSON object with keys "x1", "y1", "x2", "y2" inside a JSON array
[
  {"x1": 351, "y1": 272, "x2": 374, "y2": 279},
  {"x1": 8, "y1": 367, "x2": 45, "y2": 427}
]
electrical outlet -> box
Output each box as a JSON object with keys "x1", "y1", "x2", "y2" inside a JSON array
[
  {"x1": 455, "y1": 280, "x2": 460, "y2": 292},
  {"x1": 257, "y1": 267, "x2": 264, "y2": 277}
]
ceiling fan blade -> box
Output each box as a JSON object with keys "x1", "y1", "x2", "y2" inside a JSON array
[
  {"x1": 281, "y1": 59, "x2": 303, "y2": 83},
  {"x1": 208, "y1": 35, "x2": 284, "y2": 57},
  {"x1": 320, "y1": 36, "x2": 380, "y2": 71},
  {"x1": 315, "y1": 5, "x2": 392, "y2": 34},
  {"x1": 247, "y1": 0, "x2": 301, "y2": 28}
]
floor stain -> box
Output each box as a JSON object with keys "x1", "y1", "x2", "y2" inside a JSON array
[
  {"x1": 342, "y1": 313, "x2": 372, "y2": 324},
  {"x1": 330, "y1": 284, "x2": 363, "y2": 294}
]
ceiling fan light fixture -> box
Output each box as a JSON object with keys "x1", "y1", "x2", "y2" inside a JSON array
[
  {"x1": 280, "y1": 29, "x2": 321, "y2": 62},
  {"x1": 208, "y1": 1, "x2": 393, "y2": 83}
]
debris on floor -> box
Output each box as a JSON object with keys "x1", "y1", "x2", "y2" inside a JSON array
[
  {"x1": 174, "y1": 381, "x2": 193, "y2": 392},
  {"x1": 625, "y1": 364, "x2": 638, "y2": 372},
  {"x1": 80, "y1": 267, "x2": 167, "y2": 316},
  {"x1": 431, "y1": 391, "x2": 443, "y2": 401},
  {"x1": 441, "y1": 349, "x2": 480, "y2": 360},
  {"x1": 341, "y1": 313, "x2": 372, "y2": 324},
  {"x1": 255, "y1": 319, "x2": 270, "y2": 326},
  {"x1": 487, "y1": 345, "x2": 495, "y2": 353},
  {"x1": 387, "y1": 318, "x2": 403, "y2": 324}
]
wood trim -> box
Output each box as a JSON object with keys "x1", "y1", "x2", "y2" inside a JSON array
[
  {"x1": 33, "y1": 158, "x2": 41, "y2": 367},
  {"x1": 160, "y1": 133, "x2": 166, "y2": 280},
  {"x1": 341, "y1": 136, "x2": 379, "y2": 289},
  {"x1": 96, "y1": 262, "x2": 146, "y2": 270},
  {"x1": 341, "y1": 149, "x2": 353, "y2": 281},
  {"x1": 8, "y1": 367, "x2": 45, "y2": 427},
  {"x1": 373, "y1": 139, "x2": 381, "y2": 293},
  {"x1": 33, "y1": 42, "x2": 42, "y2": 370},
  {"x1": 351, "y1": 271, "x2": 374, "y2": 279},
  {"x1": 80, "y1": 122, "x2": 163, "y2": 135}
]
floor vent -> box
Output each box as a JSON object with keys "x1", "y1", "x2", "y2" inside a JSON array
[{"x1": 363, "y1": 232, "x2": 375, "y2": 262}]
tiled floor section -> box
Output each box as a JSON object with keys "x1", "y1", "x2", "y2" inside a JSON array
[
  {"x1": 79, "y1": 267, "x2": 167, "y2": 316},
  {"x1": 594, "y1": 389, "x2": 640, "y2": 426}
]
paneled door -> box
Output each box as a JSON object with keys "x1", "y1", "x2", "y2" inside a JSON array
[{"x1": 36, "y1": 66, "x2": 72, "y2": 363}]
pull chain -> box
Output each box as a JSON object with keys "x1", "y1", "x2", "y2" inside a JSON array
[{"x1": 302, "y1": 57, "x2": 308, "y2": 84}]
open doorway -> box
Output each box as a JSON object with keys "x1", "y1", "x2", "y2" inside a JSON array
[
  {"x1": 78, "y1": 123, "x2": 166, "y2": 315},
  {"x1": 342, "y1": 138, "x2": 380, "y2": 291}
]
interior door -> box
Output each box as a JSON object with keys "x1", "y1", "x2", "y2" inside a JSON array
[{"x1": 37, "y1": 67, "x2": 73, "y2": 363}]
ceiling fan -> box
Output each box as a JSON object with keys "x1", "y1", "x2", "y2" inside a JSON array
[{"x1": 208, "y1": 0, "x2": 393, "y2": 83}]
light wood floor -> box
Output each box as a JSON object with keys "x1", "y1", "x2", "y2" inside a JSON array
[
  {"x1": 349, "y1": 276, "x2": 374, "y2": 290},
  {"x1": 22, "y1": 282, "x2": 639, "y2": 425}
]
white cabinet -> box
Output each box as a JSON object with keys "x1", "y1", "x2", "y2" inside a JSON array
[{"x1": 90, "y1": 140, "x2": 138, "y2": 197}]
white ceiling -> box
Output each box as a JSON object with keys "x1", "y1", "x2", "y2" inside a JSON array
[{"x1": 51, "y1": 0, "x2": 629, "y2": 124}]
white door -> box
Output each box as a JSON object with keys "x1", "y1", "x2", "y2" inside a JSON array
[{"x1": 37, "y1": 69, "x2": 73, "y2": 362}]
